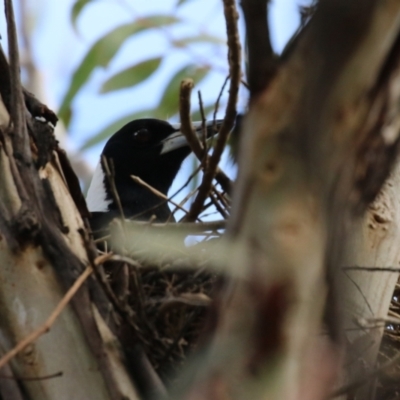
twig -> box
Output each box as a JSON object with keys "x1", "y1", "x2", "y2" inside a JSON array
[
  {"x1": 4, "y1": 0, "x2": 30, "y2": 160},
  {"x1": 184, "y1": 0, "x2": 241, "y2": 222},
  {"x1": 342, "y1": 266, "x2": 400, "y2": 272},
  {"x1": 179, "y1": 79, "x2": 206, "y2": 160},
  {"x1": 179, "y1": 79, "x2": 233, "y2": 195},
  {"x1": 213, "y1": 75, "x2": 230, "y2": 130},
  {"x1": 241, "y1": 0, "x2": 278, "y2": 99},
  {"x1": 0, "y1": 371, "x2": 63, "y2": 381},
  {"x1": 210, "y1": 191, "x2": 229, "y2": 219},
  {"x1": 330, "y1": 351, "x2": 400, "y2": 398},
  {"x1": 0, "y1": 253, "x2": 112, "y2": 370},
  {"x1": 213, "y1": 186, "x2": 230, "y2": 207},
  {"x1": 110, "y1": 254, "x2": 143, "y2": 269},
  {"x1": 241, "y1": 79, "x2": 250, "y2": 89},
  {"x1": 172, "y1": 186, "x2": 199, "y2": 219},
  {"x1": 101, "y1": 156, "x2": 125, "y2": 223},
  {"x1": 198, "y1": 90, "x2": 207, "y2": 151},
  {"x1": 94, "y1": 234, "x2": 111, "y2": 243},
  {"x1": 365, "y1": 316, "x2": 400, "y2": 325},
  {"x1": 130, "y1": 174, "x2": 192, "y2": 218},
  {"x1": 123, "y1": 219, "x2": 226, "y2": 231}
]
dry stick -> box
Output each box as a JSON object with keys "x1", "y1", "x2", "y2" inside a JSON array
[
  {"x1": 213, "y1": 185, "x2": 230, "y2": 208},
  {"x1": 168, "y1": 161, "x2": 203, "y2": 220},
  {"x1": 184, "y1": 0, "x2": 241, "y2": 222},
  {"x1": 179, "y1": 79, "x2": 206, "y2": 159},
  {"x1": 3, "y1": 0, "x2": 32, "y2": 207},
  {"x1": 0, "y1": 253, "x2": 113, "y2": 370},
  {"x1": 330, "y1": 351, "x2": 400, "y2": 398},
  {"x1": 210, "y1": 191, "x2": 229, "y2": 219},
  {"x1": 101, "y1": 156, "x2": 125, "y2": 222},
  {"x1": 240, "y1": 0, "x2": 278, "y2": 99},
  {"x1": 4, "y1": 0, "x2": 30, "y2": 160},
  {"x1": 198, "y1": 90, "x2": 207, "y2": 151},
  {"x1": 212, "y1": 75, "x2": 230, "y2": 131},
  {"x1": 179, "y1": 81, "x2": 231, "y2": 220},
  {"x1": 124, "y1": 219, "x2": 226, "y2": 232},
  {"x1": 170, "y1": 172, "x2": 201, "y2": 220},
  {"x1": 0, "y1": 371, "x2": 63, "y2": 381},
  {"x1": 342, "y1": 266, "x2": 400, "y2": 272},
  {"x1": 130, "y1": 174, "x2": 193, "y2": 218},
  {"x1": 88, "y1": 250, "x2": 145, "y2": 339},
  {"x1": 179, "y1": 80, "x2": 232, "y2": 194}
]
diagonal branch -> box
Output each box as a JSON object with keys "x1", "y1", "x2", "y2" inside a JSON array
[
  {"x1": 241, "y1": 0, "x2": 278, "y2": 99},
  {"x1": 179, "y1": 79, "x2": 233, "y2": 195},
  {"x1": 4, "y1": 0, "x2": 30, "y2": 161}
]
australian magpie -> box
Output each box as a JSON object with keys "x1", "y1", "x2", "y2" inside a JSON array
[{"x1": 86, "y1": 118, "x2": 221, "y2": 234}]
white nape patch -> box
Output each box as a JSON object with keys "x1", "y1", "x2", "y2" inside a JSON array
[{"x1": 86, "y1": 162, "x2": 112, "y2": 212}]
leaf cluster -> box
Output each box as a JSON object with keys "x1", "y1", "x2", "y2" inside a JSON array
[{"x1": 63, "y1": 0, "x2": 225, "y2": 151}]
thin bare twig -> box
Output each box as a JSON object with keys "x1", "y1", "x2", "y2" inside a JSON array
[
  {"x1": 172, "y1": 186, "x2": 199, "y2": 219},
  {"x1": 4, "y1": 0, "x2": 30, "y2": 161},
  {"x1": 124, "y1": 219, "x2": 226, "y2": 231},
  {"x1": 198, "y1": 90, "x2": 207, "y2": 151},
  {"x1": 184, "y1": 0, "x2": 241, "y2": 222},
  {"x1": 179, "y1": 79, "x2": 206, "y2": 160},
  {"x1": 0, "y1": 371, "x2": 63, "y2": 381},
  {"x1": 241, "y1": 0, "x2": 278, "y2": 98},
  {"x1": 101, "y1": 156, "x2": 125, "y2": 222},
  {"x1": 179, "y1": 79, "x2": 233, "y2": 195},
  {"x1": 342, "y1": 266, "x2": 400, "y2": 272},
  {"x1": 213, "y1": 75, "x2": 230, "y2": 130},
  {"x1": 89, "y1": 252, "x2": 149, "y2": 344},
  {"x1": 210, "y1": 191, "x2": 229, "y2": 219},
  {"x1": 130, "y1": 174, "x2": 192, "y2": 218},
  {"x1": 0, "y1": 253, "x2": 113, "y2": 370},
  {"x1": 330, "y1": 351, "x2": 400, "y2": 398}
]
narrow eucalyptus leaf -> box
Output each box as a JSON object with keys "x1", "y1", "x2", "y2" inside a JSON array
[
  {"x1": 157, "y1": 64, "x2": 210, "y2": 118},
  {"x1": 100, "y1": 57, "x2": 162, "y2": 93},
  {"x1": 59, "y1": 15, "x2": 179, "y2": 125}
]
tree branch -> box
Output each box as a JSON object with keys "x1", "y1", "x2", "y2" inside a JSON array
[
  {"x1": 241, "y1": 0, "x2": 277, "y2": 99},
  {"x1": 184, "y1": 0, "x2": 240, "y2": 222},
  {"x1": 4, "y1": 0, "x2": 30, "y2": 162}
]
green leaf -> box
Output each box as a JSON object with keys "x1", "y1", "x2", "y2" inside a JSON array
[
  {"x1": 156, "y1": 64, "x2": 210, "y2": 118},
  {"x1": 177, "y1": 0, "x2": 195, "y2": 6},
  {"x1": 172, "y1": 34, "x2": 224, "y2": 48},
  {"x1": 71, "y1": 0, "x2": 97, "y2": 30},
  {"x1": 100, "y1": 57, "x2": 162, "y2": 94},
  {"x1": 79, "y1": 109, "x2": 156, "y2": 151},
  {"x1": 59, "y1": 15, "x2": 180, "y2": 125}
]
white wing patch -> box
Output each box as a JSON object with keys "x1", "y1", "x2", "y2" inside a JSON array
[{"x1": 86, "y1": 162, "x2": 112, "y2": 212}]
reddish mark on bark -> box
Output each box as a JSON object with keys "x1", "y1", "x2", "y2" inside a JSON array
[
  {"x1": 36, "y1": 260, "x2": 46, "y2": 270},
  {"x1": 247, "y1": 280, "x2": 290, "y2": 374}
]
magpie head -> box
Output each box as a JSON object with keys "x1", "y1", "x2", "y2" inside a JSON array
[{"x1": 86, "y1": 118, "x2": 221, "y2": 221}]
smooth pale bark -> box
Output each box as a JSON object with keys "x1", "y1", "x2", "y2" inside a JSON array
[
  {"x1": 340, "y1": 158, "x2": 400, "y2": 396},
  {"x1": 177, "y1": 2, "x2": 400, "y2": 400},
  {"x1": 0, "y1": 98, "x2": 139, "y2": 399}
]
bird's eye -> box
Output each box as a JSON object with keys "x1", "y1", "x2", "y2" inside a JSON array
[{"x1": 133, "y1": 128, "x2": 151, "y2": 143}]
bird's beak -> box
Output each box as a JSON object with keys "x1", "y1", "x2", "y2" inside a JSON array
[{"x1": 160, "y1": 120, "x2": 223, "y2": 155}]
